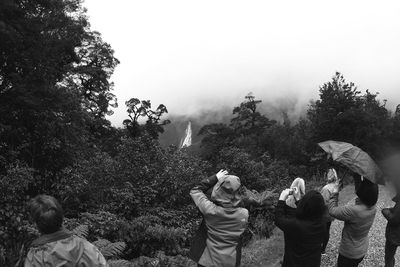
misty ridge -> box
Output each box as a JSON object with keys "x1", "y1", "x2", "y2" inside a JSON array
[
  {"x1": 159, "y1": 79, "x2": 394, "y2": 151},
  {"x1": 160, "y1": 94, "x2": 307, "y2": 147}
]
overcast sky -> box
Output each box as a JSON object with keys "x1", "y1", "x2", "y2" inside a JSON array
[{"x1": 84, "y1": 0, "x2": 400, "y2": 126}]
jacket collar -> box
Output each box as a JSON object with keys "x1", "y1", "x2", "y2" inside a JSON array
[{"x1": 31, "y1": 228, "x2": 73, "y2": 247}]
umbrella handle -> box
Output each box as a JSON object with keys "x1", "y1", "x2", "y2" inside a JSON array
[{"x1": 338, "y1": 169, "x2": 348, "y2": 190}]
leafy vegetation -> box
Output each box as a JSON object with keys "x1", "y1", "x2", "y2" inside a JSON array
[{"x1": 1, "y1": 1, "x2": 400, "y2": 266}]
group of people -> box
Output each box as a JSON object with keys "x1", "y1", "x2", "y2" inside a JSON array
[
  {"x1": 21, "y1": 168, "x2": 400, "y2": 267},
  {"x1": 275, "y1": 169, "x2": 378, "y2": 267},
  {"x1": 188, "y1": 169, "x2": 400, "y2": 267}
]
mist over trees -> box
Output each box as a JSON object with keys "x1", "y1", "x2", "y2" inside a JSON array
[{"x1": 1, "y1": 1, "x2": 400, "y2": 265}]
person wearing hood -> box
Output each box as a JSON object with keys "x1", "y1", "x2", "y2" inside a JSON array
[
  {"x1": 328, "y1": 176, "x2": 378, "y2": 267},
  {"x1": 24, "y1": 195, "x2": 108, "y2": 267},
  {"x1": 189, "y1": 170, "x2": 249, "y2": 267},
  {"x1": 320, "y1": 168, "x2": 338, "y2": 253},
  {"x1": 275, "y1": 188, "x2": 327, "y2": 267}
]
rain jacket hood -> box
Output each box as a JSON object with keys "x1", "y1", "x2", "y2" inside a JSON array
[
  {"x1": 25, "y1": 229, "x2": 108, "y2": 267},
  {"x1": 211, "y1": 175, "x2": 241, "y2": 208}
]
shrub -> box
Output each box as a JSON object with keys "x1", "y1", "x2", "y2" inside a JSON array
[{"x1": 0, "y1": 163, "x2": 37, "y2": 265}]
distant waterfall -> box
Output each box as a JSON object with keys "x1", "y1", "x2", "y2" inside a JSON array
[{"x1": 180, "y1": 121, "x2": 192, "y2": 148}]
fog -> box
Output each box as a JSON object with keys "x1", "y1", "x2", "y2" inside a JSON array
[{"x1": 83, "y1": 0, "x2": 400, "y2": 126}]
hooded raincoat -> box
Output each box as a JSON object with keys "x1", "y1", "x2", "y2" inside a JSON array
[
  {"x1": 24, "y1": 229, "x2": 108, "y2": 267},
  {"x1": 189, "y1": 175, "x2": 249, "y2": 267}
]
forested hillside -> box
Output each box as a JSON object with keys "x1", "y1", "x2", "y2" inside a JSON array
[{"x1": 1, "y1": 1, "x2": 400, "y2": 266}]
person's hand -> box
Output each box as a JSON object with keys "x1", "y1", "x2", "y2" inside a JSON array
[
  {"x1": 279, "y1": 189, "x2": 292, "y2": 201},
  {"x1": 332, "y1": 182, "x2": 340, "y2": 194},
  {"x1": 216, "y1": 169, "x2": 228, "y2": 181}
]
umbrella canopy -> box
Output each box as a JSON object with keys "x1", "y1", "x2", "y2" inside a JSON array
[{"x1": 318, "y1": 140, "x2": 385, "y2": 185}]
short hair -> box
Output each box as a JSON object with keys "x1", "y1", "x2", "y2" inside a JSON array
[
  {"x1": 356, "y1": 179, "x2": 378, "y2": 207},
  {"x1": 296, "y1": 190, "x2": 326, "y2": 220},
  {"x1": 28, "y1": 195, "x2": 64, "y2": 234}
]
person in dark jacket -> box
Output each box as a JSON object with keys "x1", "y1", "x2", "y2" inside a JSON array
[
  {"x1": 189, "y1": 170, "x2": 249, "y2": 267},
  {"x1": 382, "y1": 193, "x2": 400, "y2": 267},
  {"x1": 275, "y1": 188, "x2": 327, "y2": 267}
]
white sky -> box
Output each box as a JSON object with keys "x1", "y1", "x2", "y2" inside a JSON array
[{"x1": 83, "y1": 0, "x2": 400, "y2": 126}]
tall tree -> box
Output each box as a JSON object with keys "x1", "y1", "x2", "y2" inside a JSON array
[
  {"x1": 123, "y1": 98, "x2": 170, "y2": 139},
  {"x1": 307, "y1": 72, "x2": 389, "y2": 155},
  {"x1": 0, "y1": 0, "x2": 119, "y2": 173},
  {"x1": 230, "y1": 93, "x2": 274, "y2": 135}
]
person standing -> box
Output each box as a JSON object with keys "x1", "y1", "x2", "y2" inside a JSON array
[
  {"x1": 328, "y1": 178, "x2": 378, "y2": 267},
  {"x1": 382, "y1": 193, "x2": 400, "y2": 267},
  {"x1": 189, "y1": 170, "x2": 249, "y2": 267},
  {"x1": 320, "y1": 168, "x2": 338, "y2": 253},
  {"x1": 275, "y1": 189, "x2": 327, "y2": 267},
  {"x1": 24, "y1": 195, "x2": 108, "y2": 267}
]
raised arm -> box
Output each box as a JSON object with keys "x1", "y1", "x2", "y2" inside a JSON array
[
  {"x1": 328, "y1": 192, "x2": 354, "y2": 221},
  {"x1": 320, "y1": 186, "x2": 331, "y2": 205},
  {"x1": 190, "y1": 170, "x2": 227, "y2": 215},
  {"x1": 275, "y1": 189, "x2": 296, "y2": 232}
]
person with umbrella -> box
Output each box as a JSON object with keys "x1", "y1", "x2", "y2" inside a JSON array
[
  {"x1": 319, "y1": 141, "x2": 382, "y2": 266},
  {"x1": 328, "y1": 176, "x2": 378, "y2": 266}
]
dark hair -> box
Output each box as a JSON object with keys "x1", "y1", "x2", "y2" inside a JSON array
[
  {"x1": 356, "y1": 179, "x2": 378, "y2": 207},
  {"x1": 28, "y1": 195, "x2": 64, "y2": 234},
  {"x1": 296, "y1": 190, "x2": 326, "y2": 220}
]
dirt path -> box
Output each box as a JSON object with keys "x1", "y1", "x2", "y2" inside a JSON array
[{"x1": 242, "y1": 184, "x2": 399, "y2": 267}]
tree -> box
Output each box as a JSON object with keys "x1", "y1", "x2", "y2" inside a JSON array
[
  {"x1": 307, "y1": 72, "x2": 389, "y2": 155},
  {"x1": 123, "y1": 98, "x2": 170, "y2": 139},
  {"x1": 0, "y1": 0, "x2": 119, "y2": 174},
  {"x1": 230, "y1": 93, "x2": 275, "y2": 135},
  {"x1": 198, "y1": 123, "x2": 235, "y2": 164},
  {"x1": 199, "y1": 94, "x2": 277, "y2": 164}
]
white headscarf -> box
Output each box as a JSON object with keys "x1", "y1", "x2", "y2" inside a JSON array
[{"x1": 285, "y1": 177, "x2": 306, "y2": 208}]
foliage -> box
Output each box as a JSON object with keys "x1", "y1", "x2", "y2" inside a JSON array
[
  {"x1": 71, "y1": 224, "x2": 89, "y2": 239},
  {"x1": 0, "y1": 163, "x2": 38, "y2": 265},
  {"x1": 123, "y1": 98, "x2": 171, "y2": 139},
  {"x1": 94, "y1": 239, "x2": 127, "y2": 258},
  {"x1": 307, "y1": 72, "x2": 390, "y2": 157}
]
